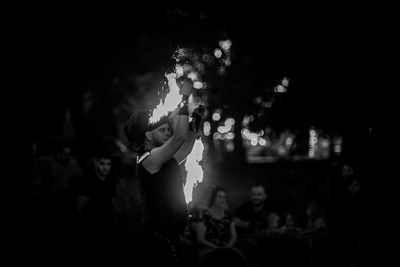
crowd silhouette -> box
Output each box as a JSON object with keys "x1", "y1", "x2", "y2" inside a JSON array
[{"x1": 29, "y1": 134, "x2": 398, "y2": 267}]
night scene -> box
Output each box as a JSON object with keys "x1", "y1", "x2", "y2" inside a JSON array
[{"x1": 3, "y1": 2, "x2": 398, "y2": 267}]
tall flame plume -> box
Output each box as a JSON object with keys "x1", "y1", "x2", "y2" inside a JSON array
[
  {"x1": 184, "y1": 138, "x2": 204, "y2": 204},
  {"x1": 149, "y1": 72, "x2": 183, "y2": 124}
]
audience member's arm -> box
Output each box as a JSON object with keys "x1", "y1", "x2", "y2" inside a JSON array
[
  {"x1": 226, "y1": 221, "x2": 237, "y2": 247},
  {"x1": 300, "y1": 218, "x2": 327, "y2": 236},
  {"x1": 195, "y1": 222, "x2": 218, "y2": 249},
  {"x1": 233, "y1": 217, "x2": 250, "y2": 229}
]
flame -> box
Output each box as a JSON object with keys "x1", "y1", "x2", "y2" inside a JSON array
[
  {"x1": 149, "y1": 72, "x2": 183, "y2": 124},
  {"x1": 184, "y1": 138, "x2": 204, "y2": 204}
]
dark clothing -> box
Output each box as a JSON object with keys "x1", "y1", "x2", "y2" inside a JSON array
[
  {"x1": 200, "y1": 208, "x2": 233, "y2": 246},
  {"x1": 137, "y1": 156, "x2": 188, "y2": 234},
  {"x1": 38, "y1": 155, "x2": 82, "y2": 198},
  {"x1": 77, "y1": 166, "x2": 117, "y2": 260},
  {"x1": 78, "y1": 168, "x2": 116, "y2": 225},
  {"x1": 36, "y1": 156, "x2": 82, "y2": 260},
  {"x1": 136, "y1": 151, "x2": 188, "y2": 266},
  {"x1": 235, "y1": 201, "x2": 270, "y2": 234}
]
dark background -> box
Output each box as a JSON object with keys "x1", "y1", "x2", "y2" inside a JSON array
[{"x1": 2, "y1": 1, "x2": 398, "y2": 265}]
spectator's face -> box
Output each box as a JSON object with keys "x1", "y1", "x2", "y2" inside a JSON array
[
  {"x1": 94, "y1": 158, "x2": 112, "y2": 178},
  {"x1": 58, "y1": 147, "x2": 72, "y2": 164},
  {"x1": 306, "y1": 203, "x2": 317, "y2": 217},
  {"x1": 251, "y1": 186, "x2": 267, "y2": 205},
  {"x1": 214, "y1": 190, "x2": 227, "y2": 209},
  {"x1": 285, "y1": 214, "x2": 294, "y2": 227},
  {"x1": 149, "y1": 123, "x2": 172, "y2": 147},
  {"x1": 348, "y1": 179, "x2": 360, "y2": 194}
]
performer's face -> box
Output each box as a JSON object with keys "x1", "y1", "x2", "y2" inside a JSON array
[{"x1": 151, "y1": 123, "x2": 172, "y2": 147}]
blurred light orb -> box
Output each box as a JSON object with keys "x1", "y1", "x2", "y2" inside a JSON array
[
  {"x1": 187, "y1": 72, "x2": 198, "y2": 81},
  {"x1": 224, "y1": 132, "x2": 235, "y2": 140},
  {"x1": 282, "y1": 77, "x2": 289, "y2": 87},
  {"x1": 261, "y1": 101, "x2": 272, "y2": 108},
  {"x1": 212, "y1": 112, "x2": 221, "y2": 121},
  {"x1": 219, "y1": 39, "x2": 232, "y2": 51},
  {"x1": 285, "y1": 137, "x2": 293, "y2": 147},
  {"x1": 217, "y1": 125, "x2": 232, "y2": 134},
  {"x1": 225, "y1": 118, "x2": 235, "y2": 126},
  {"x1": 258, "y1": 138, "x2": 267, "y2": 146},
  {"x1": 254, "y1": 97, "x2": 263, "y2": 104},
  {"x1": 250, "y1": 139, "x2": 258, "y2": 146},
  {"x1": 175, "y1": 65, "x2": 184, "y2": 77},
  {"x1": 214, "y1": 48, "x2": 223, "y2": 58},
  {"x1": 193, "y1": 81, "x2": 203, "y2": 89},
  {"x1": 226, "y1": 142, "x2": 235, "y2": 152},
  {"x1": 203, "y1": 121, "x2": 211, "y2": 136},
  {"x1": 274, "y1": 85, "x2": 287, "y2": 93},
  {"x1": 202, "y1": 54, "x2": 212, "y2": 63},
  {"x1": 213, "y1": 132, "x2": 222, "y2": 140},
  {"x1": 224, "y1": 58, "x2": 232, "y2": 66},
  {"x1": 218, "y1": 66, "x2": 226, "y2": 75}
]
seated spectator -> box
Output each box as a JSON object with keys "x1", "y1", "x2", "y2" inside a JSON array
[
  {"x1": 279, "y1": 212, "x2": 303, "y2": 236},
  {"x1": 195, "y1": 186, "x2": 241, "y2": 265},
  {"x1": 75, "y1": 145, "x2": 117, "y2": 261},
  {"x1": 36, "y1": 139, "x2": 83, "y2": 260},
  {"x1": 234, "y1": 184, "x2": 271, "y2": 234},
  {"x1": 264, "y1": 212, "x2": 283, "y2": 236},
  {"x1": 301, "y1": 201, "x2": 328, "y2": 238},
  {"x1": 301, "y1": 201, "x2": 330, "y2": 267}
]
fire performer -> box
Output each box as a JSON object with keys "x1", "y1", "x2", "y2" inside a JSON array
[{"x1": 123, "y1": 78, "x2": 202, "y2": 267}]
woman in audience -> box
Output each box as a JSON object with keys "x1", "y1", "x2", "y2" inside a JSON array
[{"x1": 195, "y1": 186, "x2": 243, "y2": 265}]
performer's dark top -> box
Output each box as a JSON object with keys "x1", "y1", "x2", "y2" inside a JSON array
[{"x1": 136, "y1": 151, "x2": 188, "y2": 236}]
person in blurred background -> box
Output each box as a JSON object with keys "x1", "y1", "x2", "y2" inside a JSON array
[
  {"x1": 123, "y1": 79, "x2": 202, "y2": 267},
  {"x1": 234, "y1": 184, "x2": 271, "y2": 234},
  {"x1": 36, "y1": 139, "x2": 82, "y2": 261},
  {"x1": 301, "y1": 201, "x2": 330, "y2": 267},
  {"x1": 195, "y1": 186, "x2": 240, "y2": 265},
  {"x1": 233, "y1": 184, "x2": 272, "y2": 267},
  {"x1": 264, "y1": 212, "x2": 282, "y2": 235},
  {"x1": 279, "y1": 211, "x2": 303, "y2": 235},
  {"x1": 75, "y1": 144, "x2": 117, "y2": 261}
]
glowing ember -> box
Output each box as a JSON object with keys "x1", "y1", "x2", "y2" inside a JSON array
[
  {"x1": 149, "y1": 72, "x2": 183, "y2": 124},
  {"x1": 184, "y1": 138, "x2": 205, "y2": 204}
]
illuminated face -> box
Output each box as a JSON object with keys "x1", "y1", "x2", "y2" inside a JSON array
[
  {"x1": 251, "y1": 186, "x2": 267, "y2": 206},
  {"x1": 94, "y1": 158, "x2": 112, "y2": 179},
  {"x1": 150, "y1": 123, "x2": 172, "y2": 147},
  {"x1": 214, "y1": 190, "x2": 227, "y2": 209}
]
